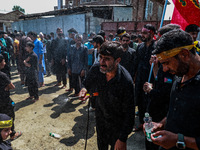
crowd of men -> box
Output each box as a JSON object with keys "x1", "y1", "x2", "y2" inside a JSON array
[{"x1": 0, "y1": 23, "x2": 200, "y2": 150}]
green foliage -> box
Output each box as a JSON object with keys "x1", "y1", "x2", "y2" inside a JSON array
[{"x1": 12, "y1": 5, "x2": 25, "y2": 13}]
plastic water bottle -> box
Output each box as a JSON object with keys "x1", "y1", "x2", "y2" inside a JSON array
[
  {"x1": 11, "y1": 101, "x2": 15, "y2": 107},
  {"x1": 144, "y1": 112, "x2": 153, "y2": 142},
  {"x1": 49, "y1": 132, "x2": 61, "y2": 139}
]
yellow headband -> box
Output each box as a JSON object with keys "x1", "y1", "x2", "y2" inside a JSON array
[
  {"x1": 118, "y1": 31, "x2": 126, "y2": 37},
  {"x1": 0, "y1": 119, "x2": 13, "y2": 129},
  {"x1": 194, "y1": 41, "x2": 200, "y2": 53},
  {"x1": 156, "y1": 44, "x2": 195, "y2": 61}
]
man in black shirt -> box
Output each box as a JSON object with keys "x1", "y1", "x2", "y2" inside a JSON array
[
  {"x1": 133, "y1": 24, "x2": 156, "y2": 130},
  {"x1": 151, "y1": 29, "x2": 200, "y2": 150},
  {"x1": 50, "y1": 28, "x2": 68, "y2": 88},
  {"x1": 120, "y1": 33, "x2": 136, "y2": 79},
  {"x1": 79, "y1": 41, "x2": 135, "y2": 150}
]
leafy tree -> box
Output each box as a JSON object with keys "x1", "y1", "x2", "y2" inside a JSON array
[{"x1": 12, "y1": 5, "x2": 25, "y2": 13}]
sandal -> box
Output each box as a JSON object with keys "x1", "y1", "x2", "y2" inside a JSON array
[{"x1": 10, "y1": 131, "x2": 22, "y2": 141}]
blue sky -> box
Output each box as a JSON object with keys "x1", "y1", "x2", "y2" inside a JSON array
[{"x1": 0, "y1": 0, "x2": 174, "y2": 20}]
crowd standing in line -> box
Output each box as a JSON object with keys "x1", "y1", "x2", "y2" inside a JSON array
[{"x1": 0, "y1": 23, "x2": 199, "y2": 150}]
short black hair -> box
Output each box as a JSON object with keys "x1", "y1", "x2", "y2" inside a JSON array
[
  {"x1": 131, "y1": 34, "x2": 137, "y2": 40},
  {"x1": 27, "y1": 31, "x2": 37, "y2": 38},
  {"x1": 137, "y1": 34, "x2": 142, "y2": 39},
  {"x1": 100, "y1": 41, "x2": 123, "y2": 60},
  {"x1": 144, "y1": 24, "x2": 156, "y2": 34},
  {"x1": 98, "y1": 30, "x2": 105, "y2": 37},
  {"x1": 185, "y1": 24, "x2": 199, "y2": 33},
  {"x1": 158, "y1": 24, "x2": 180, "y2": 36},
  {"x1": 120, "y1": 33, "x2": 131, "y2": 40},
  {"x1": 0, "y1": 54, "x2": 4, "y2": 63},
  {"x1": 26, "y1": 42, "x2": 35, "y2": 49},
  {"x1": 92, "y1": 35, "x2": 104, "y2": 45},
  {"x1": 153, "y1": 29, "x2": 194, "y2": 55}
]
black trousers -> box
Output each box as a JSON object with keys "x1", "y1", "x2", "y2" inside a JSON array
[
  {"x1": 71, "y1": 73, "x2": 84, "y2": 94},
  {"x1": 28, "y1": 83, "x2": 39, "y2": 99},
  {"x1": 68, "y1": 74, "x2": 72, "y2": 89},
  {"x1": 56, "y1": 73, "x2": 66, "y2": 86},
  {"x1": 90, "y1": 96, "x2": 96, "y2": 109},
  {"x1": 96, "y1": 117, "x2": 119, "y2": 150},
  {"x1": 44, "y1": 53, "x2": 51, "y2": 75}
]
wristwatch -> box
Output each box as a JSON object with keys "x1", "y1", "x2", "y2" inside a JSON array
[{"x1": 176, "y1": 133, "x2": 186, "y2": 149}]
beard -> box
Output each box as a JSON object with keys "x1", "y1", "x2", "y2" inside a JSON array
[
  {"x1": 100, "y1": 64, "x2": 116, "y2": 74},
  {"x1": 142, "y1": 36, "x2": 151, "y2": 42},
  {"x1": 122, "y1": 43, "x2": 128, "y2": 49},
  {"x1": 171, "y1": 57, "x2": 189, "y2": 77}
]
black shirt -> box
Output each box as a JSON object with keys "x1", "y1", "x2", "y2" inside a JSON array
[
  {"x1": 133, "y1": 41, "x2": 155, "y2": 88},
  {"x1": 25, "y1": 52, "x2": 38, "y2": 81},
  {"x1": 148, "y1": 65, "x2": 174, "y2": 122},
  {"x1": 120, "y1": 47, "x2": 136, "y2": 78},
  {"x1": 0, "y1": 140, "x2": 12, "y2": 150},
  {"x1": 164, "y1": 71, "x2": 200, "y2": 150},
  {"x1": 83, "y1": 63, "x2": 135, "y2": 142},
  {"x1": 0, "y1": 71, "x2": 10, "y2": 104}
]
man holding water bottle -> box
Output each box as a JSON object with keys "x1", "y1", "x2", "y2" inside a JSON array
[{"x1": 149, "y1": 29, "x2": 200, "y2": 150}]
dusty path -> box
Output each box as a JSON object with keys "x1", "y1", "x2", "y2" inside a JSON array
[{"x1": 9, "y1": 66, "x2": 145, "y2": 150}]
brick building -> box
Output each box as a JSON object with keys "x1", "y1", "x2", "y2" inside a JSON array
[{"x1": 64, "y1": 0, "x2": 166, "y2": 21}]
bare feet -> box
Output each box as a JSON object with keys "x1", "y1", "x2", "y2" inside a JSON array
[
  {"x1": 54, "y1": 82, "x2": 61, "y2": 86},
  {"x1": 65, "y1": 88, "x2": 73, "y2": 91}
]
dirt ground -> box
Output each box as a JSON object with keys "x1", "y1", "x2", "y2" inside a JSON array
[{"x1": 9, "y1": 66, "x2": 145, "y2": 150}]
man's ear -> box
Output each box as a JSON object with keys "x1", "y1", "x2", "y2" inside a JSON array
[
  {"x1": 179, "y1": 49, "x2": 190, "y2": 60},
  {"x1": 115, "y1": 57, "x2": 121, "y2": 64}
]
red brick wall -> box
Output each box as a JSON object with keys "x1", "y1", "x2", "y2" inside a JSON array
[{"x1": 101, "y1": 20, "x2": 171, "y2": 37}]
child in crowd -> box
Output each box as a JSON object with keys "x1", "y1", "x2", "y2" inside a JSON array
[
  {"x1": 0, "y1": 113, "x2": 13, "y2": 150},
  {"x1": 24, "y1": 42, "x2": 39, "y2": 102}
]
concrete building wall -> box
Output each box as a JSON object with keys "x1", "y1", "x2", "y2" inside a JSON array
[
  {"x1": 12, "y1": 14, "x2": 86, "y2": 36},
  {"x1": 113, "y1": 7, "x2": 133, "y2": 21}
]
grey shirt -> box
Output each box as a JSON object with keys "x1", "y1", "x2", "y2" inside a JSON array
[{"x1": 68, "y1": 44, "x2": 88, "y2": 74}]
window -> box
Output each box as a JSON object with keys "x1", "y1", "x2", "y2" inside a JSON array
[
  {"x1": 125, "y1": 0, "x2": 131, "y2": 5},
  {"x1": 157, "y1": 5, "x2": 162, "y2": 20},
  {"x1": 148, "y1": 1, "x2": 153, "y2": 16},
  {"x1": 117, "y1": 0, "x2": 124, "y2": 3}
]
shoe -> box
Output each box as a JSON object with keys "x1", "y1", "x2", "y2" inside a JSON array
[{"x1": 10, "y1": 131, "x2": 22, "y2": 141}]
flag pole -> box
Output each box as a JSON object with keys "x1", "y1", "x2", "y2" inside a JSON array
[
  {"x1": 146, "y1": 1, "x2": 168, "y2": 91},
  {"x1": 160, "y1": 0, "x2": 169, "y2": 28},
  {"x1": 148, "y1": 0, "x2": 168, "y2": 81}
]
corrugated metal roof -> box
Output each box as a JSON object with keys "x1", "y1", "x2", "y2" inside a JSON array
[{"x1": 19, "y1": 5, "x2": 132, "y2": 20}]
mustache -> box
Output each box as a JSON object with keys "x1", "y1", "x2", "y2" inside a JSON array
[{"x1": 100, "y1": 65, "x2": 107, "y2": 67}]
